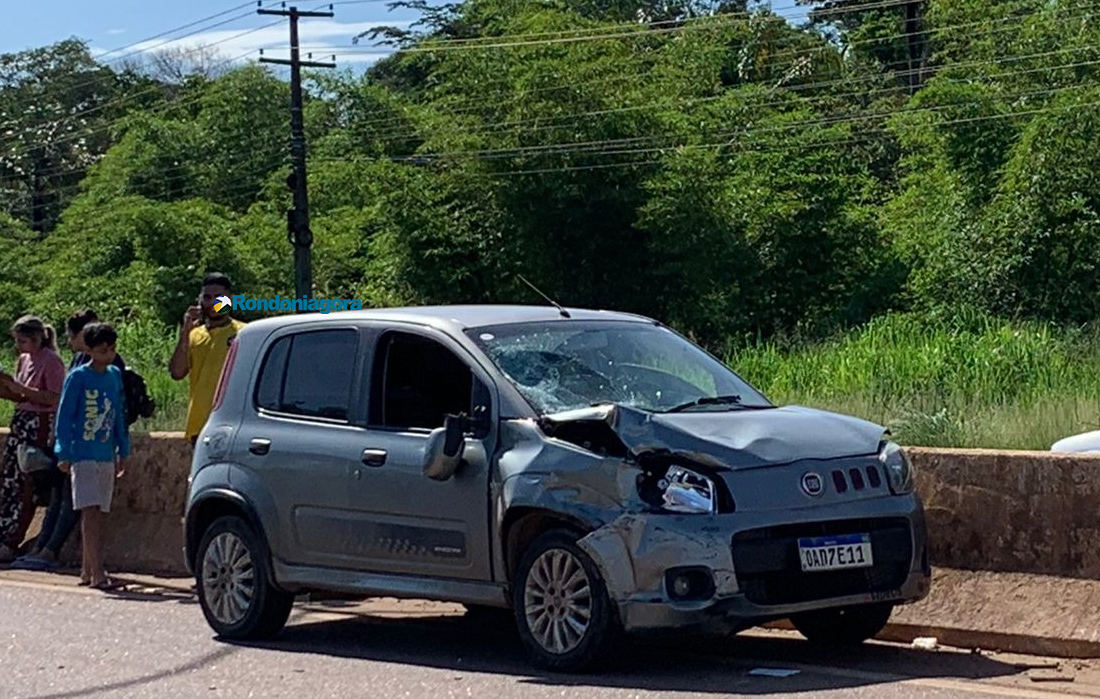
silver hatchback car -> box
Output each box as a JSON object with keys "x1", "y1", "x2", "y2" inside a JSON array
[{"x1": 184, "y1": 305, "x2": 931, "y2": 671}]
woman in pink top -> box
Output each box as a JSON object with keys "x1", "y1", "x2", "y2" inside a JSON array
[{"x1": 0, "y1": 316, "x2": 66, "y2": 563}]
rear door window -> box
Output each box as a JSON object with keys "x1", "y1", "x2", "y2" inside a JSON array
[{"x1": 255, "y1": 329, "x2": 358, "y2": 422}]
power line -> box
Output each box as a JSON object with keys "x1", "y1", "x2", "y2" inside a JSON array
[
  {"x1": 354, "y1": 78, "x2": 1100, "y2": 165},
  {"x1": 93, "y1": 3, "x2": 260, "y2": 65},
  {"x1": 348, "y1": 0, "x2": 928, "y2": 53},
  {"x1": 45, "y1": 2, "x2": 285, "y2": 104},
  {"x1": 373, "y1": 92, "x2": 1100, "y2": 178},
  {"x1": 3, "y1": 27, "x2": 282, "y2": 164},
  {"x1": 5, "y1": 152, "x2": 290, "y2": 218},
  {"x1": 3, "y1": 0, "x2": 1075, "y2": 160},
  {"x1": 9, "y1": 0, "x2": 1096, "y2": 207},
  {"x1": 338, "y1": 0, "x2": 920, "y2": 52},
  {"x1": 358, "y1": 43, "x2": 1100, "y2": 148},
  {"x1": 319, "y1": 0, "x2": 1099, "y2": 136},
  {"x1": 19, "y1": 82, "x2": 1097, "y2": 222},
  {"x1": 327, "y1": 37, "x2": 1100, "y2": 157},
  {"x1": 14, "y1": 36, "x2": 1100, "y2": 197}
]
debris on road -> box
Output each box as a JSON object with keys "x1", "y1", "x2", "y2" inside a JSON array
[
  {"x1": 1014, "y1": 661, "x2": 1061, "y2": 671},
  {"x1": 1028, "y1": 672, "x2": 1075, "y2": 683},
  {"x1": 912, "y1": 637, "x2": 940, "y2": 651}
]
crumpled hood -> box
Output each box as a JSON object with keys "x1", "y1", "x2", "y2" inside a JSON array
[{"x1": 542, "y1": 403, "x2": 886, "y2": 470}]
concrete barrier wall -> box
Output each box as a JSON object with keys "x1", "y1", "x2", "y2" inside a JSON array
[
  {"x1": 3, "y1": 429, "x2": 1099, "y2": 580},
  {"x1": 12, "y1": 430, "x2": 192, "y2": 575},
  {"x1": 912, "y1": 447, "x2": 1100, "y2": 580}
]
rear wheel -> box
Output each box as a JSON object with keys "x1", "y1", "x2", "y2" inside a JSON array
[
  {"x1": 513, "y1": 530, "x2": 620, "y2": 673},
  {"x1": 196, "y1": 515, "x2": 293, "y2": 640},
  {"x1": 791, "y1": 603, "x2": 893, "y2": 646}
]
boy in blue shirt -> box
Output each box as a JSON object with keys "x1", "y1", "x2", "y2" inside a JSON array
[{"x1": 54, "y1": 323, "x2": 131, "y2": 590}]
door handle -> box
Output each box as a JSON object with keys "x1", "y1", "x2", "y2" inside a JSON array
[
  {"x1": 249, "y1": 438, "x2": 271, "y2": 456},
  {"x1": 361, "y1": 449, "x2": 387, "y2": 467}
]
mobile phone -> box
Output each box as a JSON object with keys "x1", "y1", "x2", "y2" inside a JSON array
[{"x1": 193, "y1": 295, "x2": 206, "y2": 326}]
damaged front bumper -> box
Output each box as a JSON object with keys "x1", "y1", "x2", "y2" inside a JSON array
[{"x1": 577, "y1": 495, "x2": 931, "y2": 634}]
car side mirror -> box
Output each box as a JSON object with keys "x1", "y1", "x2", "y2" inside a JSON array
[{"x1": 423, "y1": 413, "x2": 466, "y2": 481}]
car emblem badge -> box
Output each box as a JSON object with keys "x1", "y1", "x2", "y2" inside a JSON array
[{"x1": 801, "y1": 472, "x2": 824, "y2": 497}]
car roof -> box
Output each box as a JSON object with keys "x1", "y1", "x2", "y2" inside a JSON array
[{"x1": 237, "y1": 304, "x2": 658, "y2": 334}]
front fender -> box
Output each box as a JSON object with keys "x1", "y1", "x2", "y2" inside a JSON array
[{"x1": 500, "y1": 472, "x2": 625, "y2": 530}]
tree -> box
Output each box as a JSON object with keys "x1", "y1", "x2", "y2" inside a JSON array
[
  {"x1": 0, "y1": 40, "x2": 125, "y2": 233},
  {"x1": 797, "y1": 0, "x2": 928, "y2": 91},
  {"x1": 116, "y1": 43, "x2": 230, "y2": 85}
]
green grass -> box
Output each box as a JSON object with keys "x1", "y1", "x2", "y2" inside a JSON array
[
  {"x1": 727, "y1": 311, "x2": 1100, "y2": 450},
  {"x1": 3, "y1": 310, "x2": 1098, "y2": 449}
]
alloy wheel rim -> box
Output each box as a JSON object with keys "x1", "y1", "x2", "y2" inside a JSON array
[
  {"x1": 202, "y1": 532, "x2": 255, "y2": 626},
  {"x1": 523, "y1": 548, "x2": 593, "y2": 655}
]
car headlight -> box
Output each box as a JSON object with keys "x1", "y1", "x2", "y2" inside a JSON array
[
  {"x1": 660, "y1": 465, "x2": 718, "y2": 514},
  {"x1": 879, "y1": 440, "x2": 914, "y2": 495}
]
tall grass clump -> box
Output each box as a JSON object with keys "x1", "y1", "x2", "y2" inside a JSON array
[
  {"x1": 728, "y1": 310, "x2": 1100, "y2": 449},
  {"x1": 115, "y1": 317, "x2": 187, "y2": 432}
]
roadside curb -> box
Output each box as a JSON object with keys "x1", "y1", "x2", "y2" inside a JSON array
[
  {"x1": 764, "y1": 619, "x2": 1100, "y2": 660},
  {"x1": 766, "y1": 567, "x2": 1100, "y2": 660}
]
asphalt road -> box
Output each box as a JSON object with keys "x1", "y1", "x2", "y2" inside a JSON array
[{"x1": 0, "y1": 578, "x2": 1095, "y2": 699}]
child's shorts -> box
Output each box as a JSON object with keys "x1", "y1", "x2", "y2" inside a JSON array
[{"x1": 71, "y1": 461, "x2": 115, "y2": 513}]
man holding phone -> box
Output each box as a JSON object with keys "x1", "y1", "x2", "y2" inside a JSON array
[{"x1": 169, "y1": 273, "x2": 246, "y2": 447}]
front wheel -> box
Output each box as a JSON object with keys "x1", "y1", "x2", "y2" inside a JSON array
[
  {"x1": 512, "y1": 530, "x2": 620, "y2": 673},
  {"x1": 196, "y1": 515, "x2": 294, "y2": 640},
  {"x1": 791, "y1": 603, "x2": 893, "y2": 646}
]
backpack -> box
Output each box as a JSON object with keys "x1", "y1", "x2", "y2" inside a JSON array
[{"x1": 121, "y1": 367, "x2": 156, "y2": 426}]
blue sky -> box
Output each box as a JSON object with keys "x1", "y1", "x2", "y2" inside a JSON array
[{"x1": 0, "y1": 0, "x2": 443, "y2": 68}]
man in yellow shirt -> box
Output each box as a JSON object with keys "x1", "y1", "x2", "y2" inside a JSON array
[{"x1": 169, "y1": 273, "x2": 246, "y2": 446}]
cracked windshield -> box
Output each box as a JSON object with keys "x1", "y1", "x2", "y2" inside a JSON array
[{"x1": 468, "y1": 321, "x2": 772, "y2": 414}]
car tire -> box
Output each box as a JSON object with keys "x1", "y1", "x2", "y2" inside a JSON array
[
  {"x1": 196, "y1": 515, "x2": 294, "y2": 640},
  {"x1": 512, "y1": 530, "x2": 620, "y2": 673},
  {"x1": 791, "y1": 603, "x2": 894, "y2": 646}
]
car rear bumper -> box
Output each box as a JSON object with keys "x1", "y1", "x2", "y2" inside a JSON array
[{"x1": 578, "y1": 494, "x2": 931, "y2": 633}]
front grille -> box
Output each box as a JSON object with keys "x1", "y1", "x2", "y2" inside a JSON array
[
  {"x1": 830, "y1": 465, "x2": 884, "y2": 494},
  {"x1": 732, "y1": 518, "x2": 912, "y2": 606}
]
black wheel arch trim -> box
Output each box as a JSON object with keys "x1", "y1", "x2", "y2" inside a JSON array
[{"x1": 185, "y1": 488, "x2": 278, "y2": 588}]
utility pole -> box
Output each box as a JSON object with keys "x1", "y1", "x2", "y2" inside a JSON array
[
  {"x1": 257, "y1": 2, "x2": 335, "y2": 301},
  {"x1": 904, "y1": 0, "x2": 925, "y2": 95}
]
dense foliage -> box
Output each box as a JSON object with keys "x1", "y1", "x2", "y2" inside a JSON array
[{"x1": 3, "y1": 0, "x2": 1100, "y2": 446}]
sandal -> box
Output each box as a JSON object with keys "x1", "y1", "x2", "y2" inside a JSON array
[{"x1": 92, "y1": 577, "x2": 124, "y2": 591}]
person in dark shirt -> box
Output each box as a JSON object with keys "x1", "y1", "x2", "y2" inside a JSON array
[
  {"x1": 10, "y1": 310, "x2": 126, "y2": 571},
  {"x1": 66, "y1": 309, "x2": 126, "y2": 372}
]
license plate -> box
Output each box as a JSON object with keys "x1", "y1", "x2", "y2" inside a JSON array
[{"x1": 797, "y1": 534, "x2": 873, "y2": 573}]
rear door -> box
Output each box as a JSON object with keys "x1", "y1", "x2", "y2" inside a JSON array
[{"x1": 235, "y1": 325, "x2": 370, "y2": 570}]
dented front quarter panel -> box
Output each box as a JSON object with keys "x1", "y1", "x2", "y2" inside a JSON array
[
  {"x1": 496, "y1": 418, "x2": 644, "y2": 534},
  {"x1": 495, "y1": 402, "x2": 930, "y2": 635}
]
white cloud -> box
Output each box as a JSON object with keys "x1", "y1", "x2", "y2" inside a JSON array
[
  {"x1": 107, "y1": 29, "x2": 126, "y2": 36},
  {"x1": 121, "y1": 19, "x2": 404, "y2": 64}
]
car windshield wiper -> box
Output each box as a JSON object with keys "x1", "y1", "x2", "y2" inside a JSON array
[{"x1": 664, "y1": 394, "x2": 744, "y2": 413}]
